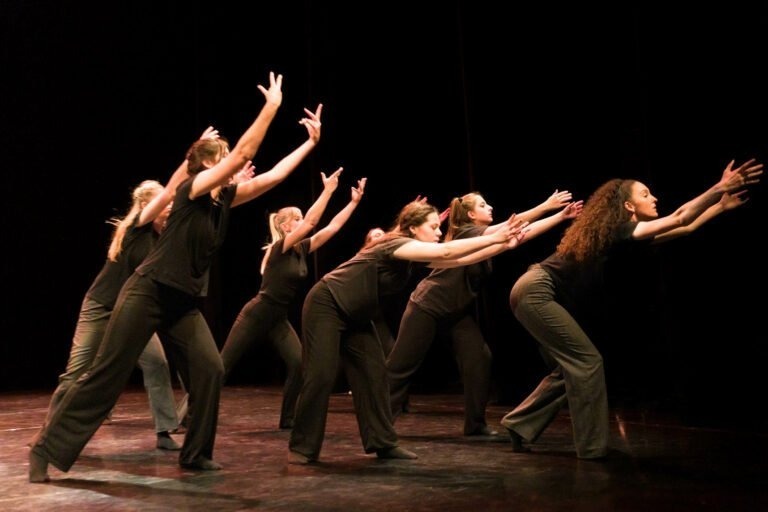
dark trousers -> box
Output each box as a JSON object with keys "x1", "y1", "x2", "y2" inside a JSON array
[
  {"x1": 289, "y1": 281, "x2": 398, "y2": 460},
  {"x1": 500, "y1": 266, "x2": 608, "y2": 459},
  {"x1": 220, "y1": 295, "x2": 302, "y2": 428},
  {"x1": 32, "y1": 273, "x2": 224, "y2": 470},
  {"x1": 387, "y1": 300, "x2": 492, "y2": 434}
]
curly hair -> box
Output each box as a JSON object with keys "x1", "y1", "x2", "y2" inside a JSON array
[{"x1": 556, "y1": 179, "x2": 635, "y2": 263}]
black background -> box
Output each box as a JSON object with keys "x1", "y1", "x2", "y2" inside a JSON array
[{"x1": 2, "y1": 2, "x2": 766, "y2": 428}]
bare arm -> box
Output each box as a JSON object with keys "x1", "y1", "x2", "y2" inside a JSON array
[
  {"x1": 515, "y1": 201, "x2": 583, "y2": 246},
  {"x1": 484, "y1": 189, "x2": 572, "y2": 235},
  {"x1": 633, "y1": 159, "x2": 762, "y2": 240},
  {"x1": 393, "y1": 218, "x2": 517, "y2": 262},
  {"x1": 309, "y1": 177, "x2": 367, "y2": 252},
  {"x1": 652, "y1": 190, "x2": 749, "y2": 243},
  {"x1": 189, "y1": 72, "x2": 283, "y2": 199},
  {"x1": 231, "y1": 103, "x2": 322, "y2": 207},
  {"x1": 281, "y1": 167, "x2": 342, "y2": 252}
]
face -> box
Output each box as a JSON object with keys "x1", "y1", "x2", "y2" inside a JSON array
[
  {"x1": 625, "y1": 181, "x2": 658, "y2": 220},
  {"x1": 410, "y1": 212, "x2": 442, "y2": 242},
  {"x1": 280, "y1": 210, "x2": 303, "y2": 234},
  {"x1": 469, "y1": 195, "x2": 493, "y2": 225}
]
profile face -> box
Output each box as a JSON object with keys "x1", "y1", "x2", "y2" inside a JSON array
[
  {"x1": 411, "y1": 212, "x2": 442, "y2": 242},
  {"x1": 626, "y1": 181, "x2": 658, "y2": 220}
]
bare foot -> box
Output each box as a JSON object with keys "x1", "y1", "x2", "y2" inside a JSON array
[{"x1": 28, "y1": 449, "x2": 50, "y2": 483}]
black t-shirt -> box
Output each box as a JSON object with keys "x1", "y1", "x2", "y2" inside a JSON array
[
  {"x1": 323, "y1": 236, "x2": 426, "y2": 324},
  {"x1": 136, "y1": 178, "x2": 236, "y2": 296},
  {"x1": 540, "y1": 221, "x2": 641, "y2": 319},
  {"x1": 410, "y1": 224, "x2": 492, "y2": 316},
  {"x1": 86, "y1": 217, "x2": 157, "y2": 308},
  {"x1": 259, "y1": 237, "x2": 312, "y2": 307}
]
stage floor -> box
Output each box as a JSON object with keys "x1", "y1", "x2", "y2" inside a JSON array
[{"x1": 3, "y1": 386, "x2": 766, "y2": 511}]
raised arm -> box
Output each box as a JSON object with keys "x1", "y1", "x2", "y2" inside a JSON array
[
  {"x1": 280, "y1": 167, "x2": 342, "y2": 251},
  {"x1": 231, "y1": 103, "x2": 323, "y2": 207},
  {"x1": 308, "y1": 176, "x2": 367, "y2": 253},
  {"x1": 632, "y1": 158, "x2": 762, "y2": 240},
  {"x1": 189, "y1": 72, "x2": 283, "y2": 199},
  {"x1": 138, "y1": 126, "x2": 220, "y2": 226},
  {"x1": 484, "y1": 189, "x2": 572, "y2": 235}
]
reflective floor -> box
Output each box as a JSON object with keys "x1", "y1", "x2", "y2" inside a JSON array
[{"x1": 3, "y1": 386, "x2": 766, "y2": 511}]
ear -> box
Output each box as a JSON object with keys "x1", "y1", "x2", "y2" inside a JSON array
[
  {"x1": 467, "y1": 210, "x2": 477, "y2": 220},
  {"x1": 409, "y1": 225, "x2": 418, "y2": 236},
  {"x1": 623, "y1": 200, "x2": 635, "y2": 214}
]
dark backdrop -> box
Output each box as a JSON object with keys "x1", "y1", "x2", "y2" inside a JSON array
[{"x1": 2, "y1": 2, "x2": 765, "y2": 428}]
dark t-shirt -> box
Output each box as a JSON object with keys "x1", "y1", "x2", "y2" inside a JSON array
[
  {"x1": 540, "y1": 221, "x2": 641, "y2": 318},
  {"x1": 259, "y1": 237, "x2": 312, "y2": 307},
  {"x1": 323, "y1": 236, "x2": 425, "y2": 324},
  {"x1": 86, "y1": 218, "x2": 157, "y2": 309},
  {"x1": 410, "y1": 224, "x2": 492, "y2": 316},
  {"x1": 136, "y1": 178, "x2": 236, "y2": 296}
]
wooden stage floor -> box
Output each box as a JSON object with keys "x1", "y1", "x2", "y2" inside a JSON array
[{"x1": 3, "y1": 386, "x2": 766, "y2": 511}]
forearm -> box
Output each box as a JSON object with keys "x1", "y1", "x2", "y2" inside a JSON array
[
  {"x1": 519, "y1": 211, "x2": 565, "y2": 243},
  {"x1": 326, "y1": 200, "x2": 360, "y2": 232},
  {"x1": 515, "y1": 202, "x2": 550, "y2": 224},
  {"x1": 230, "y1": 101, "x2": 281, "y2": 164},
  {"x1": 429, "y1": 241, "x2": 509, "y2": 268},
  {"x1": 232, "y1": 139, "x2": 316, "y2": 206},
  {"x1": 653, "y1": 202, "x2": 724, "y2": 243},
  {"x1": 302, "y1": 188, "x2": 335, "y2": 228},
  {"x1": 671, "y1": 184, "x2": 725, "y2": 226}
]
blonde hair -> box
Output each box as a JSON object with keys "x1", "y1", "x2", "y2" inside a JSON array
[
  {"x1": 106, "y1": 180, "x2": 163, "y2": 262},
  {"x1": 263, "y1": 206, "x2": 302, "y2": 250}
]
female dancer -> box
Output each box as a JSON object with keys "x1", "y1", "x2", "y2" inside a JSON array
[
  {"x1": 288, "y1": 199, "x2": 526, "y2": 464},
  {"x1": 502, "y1": 159, "x2": 761, "y2": 459},
  {"x1": 216, "y1": 169, "x2": 366, "y2": 429},
  {"x1": 387, "y1": 190, "x2": 581, "y2": 436},
  {"x1": 29, "y1": 72, "x2": 310, "y2": 481}
]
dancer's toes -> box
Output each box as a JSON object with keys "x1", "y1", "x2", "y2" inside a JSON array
[
  {"x1": 180, "y1": 457, "x2": 222, "y2": 470},
  {"x1": 156, "y1": 432, "x2": 181, "y2": 451},
  {"x1": 376, "y1": 446, "x2": 418, "y2": 460},
  {"x1": 28, "y1": 449, "x2": 50, "y2": 483},
  {"x1": 288, "y1": 451, "x2": 314, "y2": 465},
  {"x1": 507, "y1": 429, "x2": 531, "y2": 453}
]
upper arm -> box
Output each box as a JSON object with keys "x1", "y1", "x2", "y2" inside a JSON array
[{"x1": 631, "y1": 216, "x2": 684, "y2": 241}]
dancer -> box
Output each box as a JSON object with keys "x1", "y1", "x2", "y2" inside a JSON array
[
  {"x1": 288, "y1": 199, "x2": 526, "y2": 464},
  {"x1": 387, "y1": 190, "x2": 581, "y2": 436},
  {"x1": 29, "y1": 72, "x2": 303, "y2": 482},
  {"x1": 38, "y1": 126, "x2": 221, "y2": 452},
  {"x1": 212, "y1": 169, "x2": 366, "y2": 429},
  {"x1": 501, "y1": 159, "x2": 762, "y2": 459}
]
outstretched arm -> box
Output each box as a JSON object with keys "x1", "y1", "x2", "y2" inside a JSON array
[
  {"x1": 138, "y1": 126, "x2": 220, "y2": 226},
  {"x1": 515, "y1": 200, "x2": 583, "y2": 245},
  {"x1": 633, "y1": 158, "x2": 762, "y2": 240},
  {"x1": 280, "y1": 167, "x2": 342, "y2": 251},
  {"x1": 428, "y1": 217, "x2": 529, "y2": 268},
  {"x1": 652, "y1": 190, "x2": 749, "y2": 243},
  {"x1": 393, "y1": 216, "x2": 520, "y2": 263},
  {"x1": 231, "y1": 103, "x2": 323, "y2": 207},
  {"x1": 309, "y1": 176, "x2": 367, "y2": 252},
  {"x1": 190, "y1": 72, "x2": 283, "y2": 199},
  {"x1": 484, "y1": 189, "x2": 572, "y2": 235}
]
